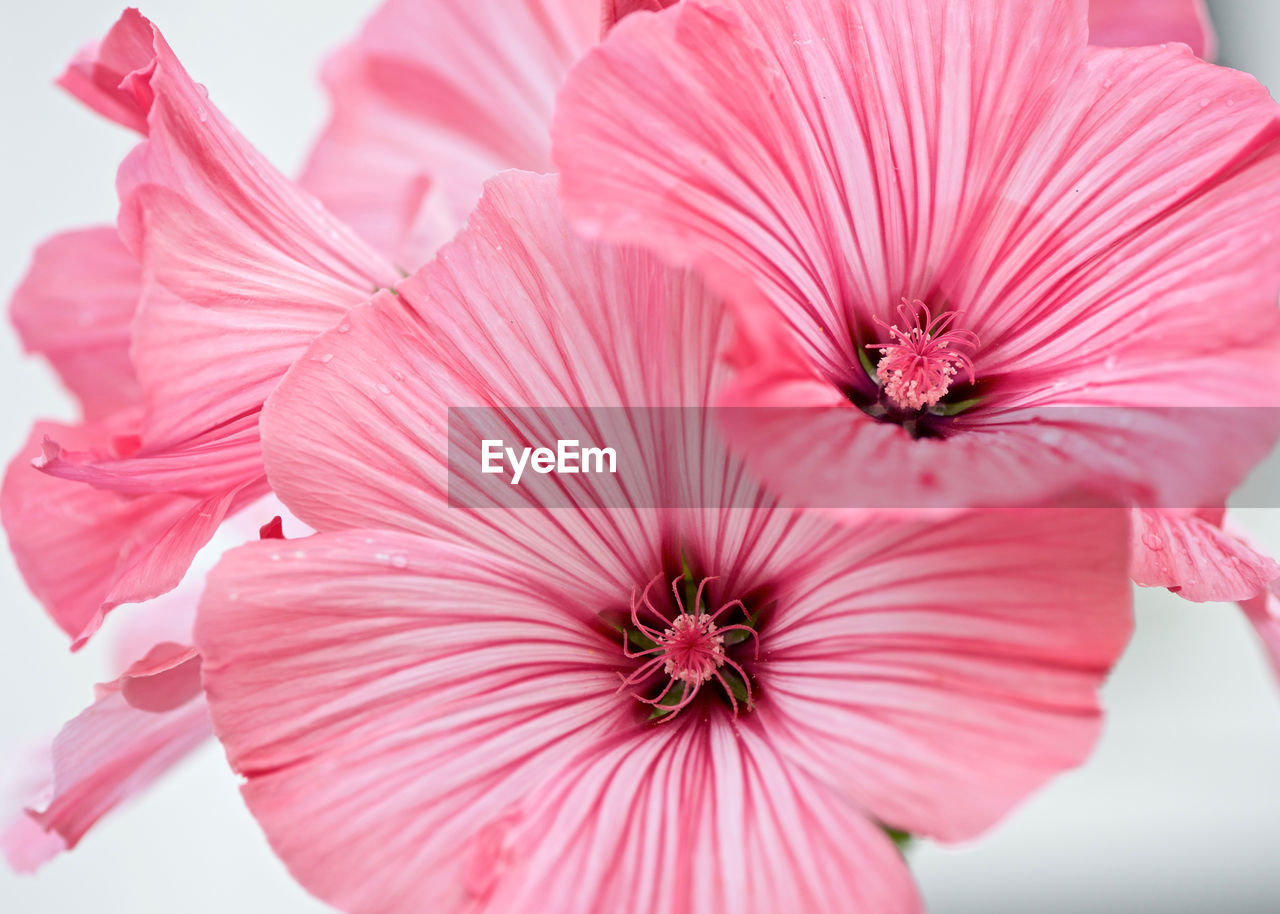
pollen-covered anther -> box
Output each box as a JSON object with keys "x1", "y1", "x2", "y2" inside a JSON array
[
  {"x1": 618, "y1": 574, "x2": 758, "y2": 721},
  {"x1": 868, "y1": 299, "x2": 978, "y2": 411}
]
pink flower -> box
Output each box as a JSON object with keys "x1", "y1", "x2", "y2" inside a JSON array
[
  {"x1": 5, "y1": 9, "x2": 404, "y2": 642},
  {"x1": 553, "y1": 0, "x2": 1280, "y2": 513},
  {"x1": 196, "y1": 173, "x2": 1134, "y2": 913},
  {"x1": 1090, "y1": 0, "x2": 1216, "y2": 59}
]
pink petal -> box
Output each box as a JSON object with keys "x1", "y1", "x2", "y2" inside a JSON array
[
  {"x1": 2, "y1": 421, "x2": 254, "y2": 646},
  {"x1": 1089, "y1": 0, "x2": 1215, "y2": 59},
  {"x1": 554, "y1": 0, "x2": 1280, "y2": 512},
  {"x1": 758, "y1": 508, "x2": 1133, "y2": 842},
  {"x1": 2, "y1": 810, "x2": 65, "y2": 873},
  {"x1": 262, "y1": 172, "x2": 728, "y2": 553},
  {"x1": 300, "y1": 0, "x2": 596, "y2": 266},
  {"x1": 196, "y1": 530, "x2": 632, "y2": 914},
  {"x1": 9, "y1": 227, "x2": 141, "y2": 420},
  {"x1": 24, "y1": 688, "x2": 211, "y2": 854},
  {"x1": 55, "y1": 12, "x2": 156, "y2": 133},
  {"x1": 483, "y1": 718, "x2": 919, "y2": 913},
  {"x1": 112, "y1": 642, "x2": 203, "y2": 713},
  {"x1": 38, "y1": 9, "x2": 396, "y2": 506},
  {"x1": 3, "y1": 744, "x2": 65, "y2": 873},
  {"x1": 1130, "y1": 508, "x2": 1279, "y2": 602},
  {"x1": 1240, "y1": 585, "x2": 1280, "y2": 681}
]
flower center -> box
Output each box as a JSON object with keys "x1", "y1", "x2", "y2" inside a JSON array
[
  {"x1": 618, "y1": 574, "x2": 759, "y2": 721},
  {"x1": 867, "y1": 299, "x2": 978, "y2": 412}
]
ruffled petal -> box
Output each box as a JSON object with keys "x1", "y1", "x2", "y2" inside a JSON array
[
  {"x1": 55, "y1": 14, "x2": 156, "y2": 133},
  {"x1": 9, "y1": 227, "x2": 140, "y2": 420},
  {"x1": 300, "y1": 0, "x2": 596, "y2": 266},
  {"x1": 758, "y1": 508, "x2": 1133, "y2": 841},
  {"x1": 42, "y1": 9, "x2": 398, "y2": 498},
  {"x1": 481, "y1": 718, "x2": 919, "y2": 914},
  {"x1": 1089, "y1": 0, "x2": 1215, "y2": 59},
  {"x1": 2, "y1": 421, "x2": 256, "y2": 646},
  {"x1": 1130, "y1": 508, "x2": 1279, "y2": 602},
  {"x1": 196, "y1": 530, "x2": 631, "y2": 914},
  {"x1": 21, "y1": 688, "x2": 211, "y2": 855}
]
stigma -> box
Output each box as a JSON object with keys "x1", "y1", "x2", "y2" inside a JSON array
[
  {"x1": 619, "y1": 574, "x2": 758, "y2": 721},
  {"x1": 867, "y1": 300, "x2": 978, "y2": 411}
]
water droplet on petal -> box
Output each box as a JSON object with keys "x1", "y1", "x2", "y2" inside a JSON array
[
  {"x1": 1141, "y1": 533, "x2": 1165, "y2": 551},
  {"x1": 336, "y1": 321, "x2": 351, "y2": 333},
  {"x1": 390, "y1": 554, "x2": 409, "y2": 569},
  {"x1": 375, "y1": 382, "x2": 391, "y2": 395}
]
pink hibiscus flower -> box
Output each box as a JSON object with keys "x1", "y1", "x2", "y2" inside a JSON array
[
  {"x1": 553, "y1": 0, "x2": 1280, "y2": 514},
  {"x1": 196, "y1": 173, "x2": 1133, "y2": 913}
]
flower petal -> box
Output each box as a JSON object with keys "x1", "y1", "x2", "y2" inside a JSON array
[
  {"x1": 22, "y1": 689, "x2": 211, "y2": 854},
  {"x1": 758, "y1": 508, "x2": 1133, "y2": 841},
  {"x1": 2, "y1": 421, "x2": 256, "y2": 645},
  {"x1": 1130, "y1": 508, "x2": 1279, "y2": 602},
  {"x1": 1240, "y1": 584, "x2": 1280, "y2": 681},
  {"x1": 300, "y1": 0, "x2": 596, "y2": 266},
  {"x1": 196, "y1": 529, "x2": 631, "y2": 914},
  {"x1": 481, "y1": 718, "x2": 920, "y2": 914},
  {"x1": 41, "y1": 9, "x2": 398, "y2": 497},
  {"x1": 1089, "y1": 0, "x2": 1215, "y2": 59},
  {"x1": 262, "y1": 172, "x2": 731, "y2": 561},
  {"x1": 9, "y1": 227, "x2": 140, "y2": 420}
]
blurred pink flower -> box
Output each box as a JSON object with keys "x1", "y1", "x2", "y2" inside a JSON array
[
  {"x1": 553, "y1": 0, "x2": 1280, "y2": 513},
  {"x1": 197, "y1": 173, "x2": 1134, "y2": 914},
  {"x1": 301, "y1": 0, "x2": 597, "y2": 266}
]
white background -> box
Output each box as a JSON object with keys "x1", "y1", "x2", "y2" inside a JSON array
[{"x1": 1, "y1": 1, "x2": 1278, "y2": 911}]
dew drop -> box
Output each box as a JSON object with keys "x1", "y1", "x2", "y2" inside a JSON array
[
  {"x1": 390, "y1": 554, "x2": 409, "y2": 569},
  {"x1": 337, "y1": 321, "x2": 351, "y2": 333},
  {"x1": 313, "y1": 352, "x2": 334, "y2": 364},
  {"x1": 1199, "y1": 98, "x2": 1211, "y2": 108},
  {"x1": 375, "y1": 382, "x2": 391, "y2": 395},
  {"x1": 1141, "y1": 533, "x2": 1165, "y2": 551},
  {"x1": 196, "y1": 106, "x2": 208, "y2": 123}
]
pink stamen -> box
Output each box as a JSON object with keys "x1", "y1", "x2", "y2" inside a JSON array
[
  {"x1": 867, "y1": 299, "x2": 979, "y2": 411},
  {"x1": 618, "y1": 574, "x2": 759, "y2": 722}
]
